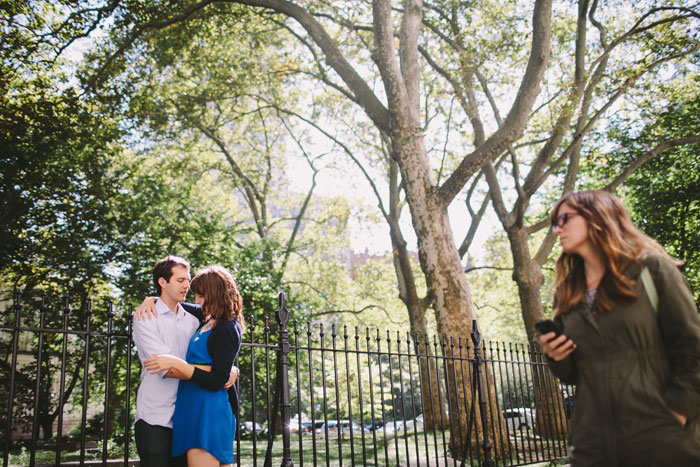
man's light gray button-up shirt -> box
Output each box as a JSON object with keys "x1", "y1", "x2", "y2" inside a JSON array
[{"x1": 133, "y1": 300, "x2": 199, "y2": 428}]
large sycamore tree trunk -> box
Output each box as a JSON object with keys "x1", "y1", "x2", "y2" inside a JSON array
[
  {"x1": 386, "y1": 156, "x2": 445, "y2": 429},
  {"x1": 370, "y1": 0, "x2": 551, "y2": 455}
]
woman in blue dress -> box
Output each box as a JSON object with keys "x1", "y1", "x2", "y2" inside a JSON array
[{"x1": 144, "y1": 265, "x2": 244, "y2": 466}]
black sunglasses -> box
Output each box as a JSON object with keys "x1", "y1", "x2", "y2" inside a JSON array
[{"x1": 551, "y1": 212, "x2": 581, "y2": 231}]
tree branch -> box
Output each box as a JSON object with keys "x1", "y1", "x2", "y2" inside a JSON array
[
  {"x1": 86, "y1": 0, "x2": 217, "y2": 90},
  {"x1": 439, "y1": 0, "x2": 553, "y2": 206},
  {"x1": 458, "y1": 153, "x2": 507, "y2": 258},
  {"x1": 310, "y1": 305, "x2": 402, "y2": 325},
  {"x1": 400, "y1": 0, "x2": 422, "y2": 116},
  {"x1": 194, "y1": 122, "x2": 265, "y2": 230},
  {"x1": 534, "y1": 43, "x2": 700, "y2": 192},
  {"x1": 236, "y1": 0, "x2": 391, "y2": 132},
  {"x1": 275, "y1": 111, "x2": 320, "y2": 286},
  {"x1": 605, "y1": 136, "x2": 700, "y2": 191}
]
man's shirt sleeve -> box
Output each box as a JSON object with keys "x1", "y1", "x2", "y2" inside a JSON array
[{"x1": 133, "y1": 318, "x2": 171, "y2": 377}]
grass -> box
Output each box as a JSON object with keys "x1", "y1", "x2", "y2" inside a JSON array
[
  {"x1": 7, "y1": 439, "x2": 138, "y2": 466},
  {"x1": 239, "y1": 430, "x2": 453, "y2": 466},
  {"x1": 8, "y1": 430, "x2": 570, "y2": 466},
  {"x1": 236, "y1": 430, "x2": 569, "y2": 466}
]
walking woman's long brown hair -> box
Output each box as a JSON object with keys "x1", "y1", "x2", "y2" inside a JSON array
[
  {"x1": 190, "y1": 266, "x2": 246, "y2": 333},
  {"x1": 551, "y1": 190, "x2": 678, "y2": 316}
]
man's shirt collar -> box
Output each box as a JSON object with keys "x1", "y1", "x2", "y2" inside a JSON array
[{"x1": 155, "y1": 298, "x2": 183, "y2": 316}]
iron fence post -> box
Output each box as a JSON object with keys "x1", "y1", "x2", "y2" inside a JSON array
[
  {"x1": 79, "y1": 297, "x2": 93, "y2": 465},
  {"x1": 124, "y1": 304, "x2": 134, "y2": 465},
  {"x1": 30, "y1": 293, "x2": 47, "y2": 466},
  {"x1": 55, "y1": 294, "x2": 71, "y2": 465},
  {"x1": 103, "y1": 299, "x2": 114, "y2": 462},
  {"x1": 471, "y1": 319, "x2": 496, "y2": 467},
  {"x1": 3, "y1": 289, "x2": 21, "y2": 467},
  {"x1": 275, "y1": 292, "x2": 293, "y2": 467}
]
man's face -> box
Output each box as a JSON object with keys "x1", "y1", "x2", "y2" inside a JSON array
[{"x1": 159, "y1": 265, "x2": 190, "y2": 303}]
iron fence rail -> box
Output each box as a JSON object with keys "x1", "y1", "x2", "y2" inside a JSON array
[{"x1": 0, "y1": 292, "x2": 572, "y2": 466}]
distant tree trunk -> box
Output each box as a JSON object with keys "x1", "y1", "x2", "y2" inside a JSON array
[
  {"x1": 508, "y1": 226, "x2": 567, "y2": 439},
  {"x1": 40, "y1": 413, "x2": 54, "y2": 440}
]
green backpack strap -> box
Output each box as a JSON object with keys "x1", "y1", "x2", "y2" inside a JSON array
[{"x1": 640, "y1": 266, "x2": 658, "y2": 314}]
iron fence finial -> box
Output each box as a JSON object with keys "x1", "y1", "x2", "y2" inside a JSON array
[{"x1": 275, "y1": 291, "x2": 289, "y2": 327}]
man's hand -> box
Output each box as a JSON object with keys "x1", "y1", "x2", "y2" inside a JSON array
[
  {"x1": 225, "y1": 366, "x2": 240, "y2": 389},
  {"x1": 134, "y1": 297, "x2": 158, "y2": 321}
]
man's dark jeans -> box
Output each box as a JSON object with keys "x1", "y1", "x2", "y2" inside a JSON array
[{"x1": 135, "y1": 419, "x2": 186, "y2": 467}]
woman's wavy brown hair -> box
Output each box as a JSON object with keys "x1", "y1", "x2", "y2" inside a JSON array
[
  {"x1": 551, "y1": 190, "x2": 677, "y2": 316},
  {"x1": 190, "y1": 265, "x2": 245, "y2": 333}
]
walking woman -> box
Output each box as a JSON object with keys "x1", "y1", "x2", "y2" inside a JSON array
[
  {"x1": 539, "y1": 190, "x2": 700, "y2": 466},
  {"x1": 144, "y1": 266, "x2": 244, "y2": 466}
]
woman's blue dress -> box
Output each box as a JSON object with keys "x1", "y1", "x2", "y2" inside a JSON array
[{"x1": 171, "y1": 328, "x2": 236, "y2": 463}]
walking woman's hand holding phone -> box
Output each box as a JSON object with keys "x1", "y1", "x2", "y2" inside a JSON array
[{"x1": 536, "y1": 320, "x2": 577, "y2": 362}]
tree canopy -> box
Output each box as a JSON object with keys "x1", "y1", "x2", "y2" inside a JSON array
[{"x1": 602, "y1": 74, "x2": 700, "y2": 300}]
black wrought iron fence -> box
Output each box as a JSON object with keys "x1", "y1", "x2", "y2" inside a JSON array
[{"x1": 0, "y1": 291, "x2": 573, "y2": 466}]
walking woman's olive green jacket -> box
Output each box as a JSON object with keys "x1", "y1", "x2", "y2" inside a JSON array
[{"x1": 549, "y1": 254, "x2": 700, "y2": 467}]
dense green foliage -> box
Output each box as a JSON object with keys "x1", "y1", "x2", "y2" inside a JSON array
[
  {"x1": 0, "y1": 76, "x2": 122, "y2": 292},
  {"x1": 610, "y1": 77, "x2": 700, "y2": 300}
]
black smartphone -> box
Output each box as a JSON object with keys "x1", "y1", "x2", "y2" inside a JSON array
[{"x1": 535, "y1": 320, "x2": 563, "y2": 337}]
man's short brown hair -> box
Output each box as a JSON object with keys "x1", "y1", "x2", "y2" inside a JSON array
[{"x1": 153, "y1": 256, "x2": 190, "y2": 295}]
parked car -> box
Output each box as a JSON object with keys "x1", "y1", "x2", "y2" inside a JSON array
[
  {"x1": 380, "y1": 420, "x2": 403, "y2": 433},
  {"x1": 318, "y1": 419, "x2": 363, "y2": 435},
  {"x1": 378, "y1": 420, "x2": 423, "y2": 433},
  {"x1": 363, "y1": 421, "x2": 384, "y2": 432},
  {"x1": 288, "y1": 420, "x2": 315, "y2": 434},
  {"x1": 401, "y1": 414, "x2": 425, "y2": 433},
  {"x1": 240, "y1": 421, "x2": 266, "y2": 438},
  {"x1": 362, "y1": 416, "x2": 424, "y2": 434},
  {"x1": 503, "y1": 408, "x2": 535, "y2": 431},
  {"x1": 301, "y1": 422, "x2": 315, "y2": 434},
  {"x1": 310, "y1": 421, "x2": 325, "y2": 434}
]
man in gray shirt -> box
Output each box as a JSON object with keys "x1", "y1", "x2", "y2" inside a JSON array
[{"x1": 133, "y1": 256, "x2": 200, "y2": 467}]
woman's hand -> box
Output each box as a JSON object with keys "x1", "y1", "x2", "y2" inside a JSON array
[
  {"x1": 670, "y1": 408, "x2": 687, "y2": 426},
  {"x1": 144, "y1": 354, "x2": 185, "y2": 374},
  {"x1": 539, "y1": 332, "x2": 577, "y2": 362},
  {"x1": 134, "y1": 297, "x2": 158, "y2": 321}
]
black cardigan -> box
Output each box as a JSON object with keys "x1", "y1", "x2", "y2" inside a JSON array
[{"x1": 181, "y1": 302, "x2": 241, "y2": 413}]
